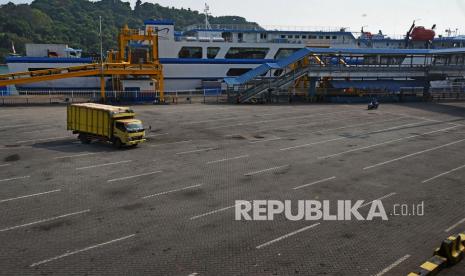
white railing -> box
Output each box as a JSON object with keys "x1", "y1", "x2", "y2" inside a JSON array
[{"x1": 0, "y1": 89, "x2": 227, "y2": 105}]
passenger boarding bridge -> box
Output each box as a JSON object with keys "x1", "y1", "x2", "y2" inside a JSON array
[{"x1": 225, "y1": 48, "x2": 465, "y2": 103}]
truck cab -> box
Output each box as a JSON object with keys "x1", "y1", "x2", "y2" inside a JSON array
[{"x1": 113, "y1": 119, "x2": 146, "y2": 147}]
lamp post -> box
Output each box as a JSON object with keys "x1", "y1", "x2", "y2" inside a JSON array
[{"x1": 99, "y1": 16, "x2": 105, "y2": 102}]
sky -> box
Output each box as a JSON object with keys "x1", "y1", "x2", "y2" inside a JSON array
[{"x1": 2, "y1": 0, "x2": 465, "y2": 36}]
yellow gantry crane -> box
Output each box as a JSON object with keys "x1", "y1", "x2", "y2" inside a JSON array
[{"x1": 0, "y1": 25, "x2": 164, "y2": 102}]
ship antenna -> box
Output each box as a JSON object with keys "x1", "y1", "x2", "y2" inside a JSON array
[{"x1": 204, "y1": 3, "x2": 212, "y2": 30}]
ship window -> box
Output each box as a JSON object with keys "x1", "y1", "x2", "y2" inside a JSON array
[
  {"x1": 238, "y1": 33, "x2": 244, "y2": 42},
  {"x1": 275, "y1": 48, "x2": 299, "y2": 59},
  {"x1": 295, "y1": 35, "x2": 300, "y2": 39},
  {"x1": 178, "y1": 47, "x2": 202, "y2": 58},
  {"x1": 332, "y1": 36, "x2": 337, "y2": 39},
  {"x1": 207, "y1": 47, "x2": 220, "y2": 59},
  {"x1": 28, "y1": 68, "x2": 52, "y2": 71},
  {"x1": 281, "y1": 35, "x2": 286, "y2": 39},
  {"x1": 326, "y1": 36, "x2": 331, "y2": 39},
  {"x1": 226, "y1": 68, "x2": 252, "y2": 76},
  {"x1": 260, "y1": 33, "x2": 268, "y2": 39},
  {"x1": 310, "y1": 35, "x2": 317, "y2": 39},
  {"x1": 288, "y1": 35, "x2": 293, "y2": 39},
  {"x1": 319, "y1": 36, "x2": 324, "y2": 39},
  {"x1": 302, "y1": 35, "x2": 307, "y2": 39},
  {"x1": 225, "y1": 47, "x2": 269, "y2": 59}
]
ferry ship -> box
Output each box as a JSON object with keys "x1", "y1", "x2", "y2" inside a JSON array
[{"x1": 6, "y1": 9, "x2": 465, "y2": 92}]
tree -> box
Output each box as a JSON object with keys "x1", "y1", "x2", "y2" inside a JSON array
[{"x1": 0, "y1": 0, "x2": 260, "y2": 62}]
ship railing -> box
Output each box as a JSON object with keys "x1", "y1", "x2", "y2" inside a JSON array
[
  {"x1": 185, "y1": 24, "x2": 349, "y2": 33},
  {"x1": 186, "y1": 23, "x2": 265, "y2": 31}
]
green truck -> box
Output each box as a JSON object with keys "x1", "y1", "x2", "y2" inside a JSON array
[{"x1": 67, "y1": 103, "x2": 146, "y2": 148}]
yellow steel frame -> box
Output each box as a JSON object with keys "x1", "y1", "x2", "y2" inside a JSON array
[{"x1": 0, "y1": 26, "x2": 164, "y2": 102}]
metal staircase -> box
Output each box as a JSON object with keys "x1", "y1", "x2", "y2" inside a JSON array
[{"x1": 237, "y1": 66, "x2": 310, "y2": 103}]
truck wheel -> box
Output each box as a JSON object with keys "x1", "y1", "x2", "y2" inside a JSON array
[
  {"x1": 113, "y1": 138, "x2": 122, "y2": 149},
  {"x1": 78, "y1": 134, "x2": 91, "y2": 144}
]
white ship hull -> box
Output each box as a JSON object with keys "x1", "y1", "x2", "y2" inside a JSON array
[{"x1": 7, "y1": 19, "x2": 465, "y2": 92}]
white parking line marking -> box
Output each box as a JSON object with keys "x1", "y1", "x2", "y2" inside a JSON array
[
  {"x1": 374, "y1": 254, "x2": 411, "y2": 276},
  {"x1": 182, "y1": 117, "x2": 239, "y2": 124},
  {"x1": 0, "y1": 209, "x2": 90, "y2": 232},
  {"x1": 314, "y1": 117, "x2": 407, "y2": 134},
  {"x1": 150, "y1": 140, "x2": 191, "y2": 147},
  {"x1": 253, "y1": 113, "x2": 362, "y2": 133},
  {"x1": 0, "y1": 176, "x2": 30, "y2": 183},
  {"x1": 30, "y1": 234, "x2": 135, "y2": 267},
  {"x1": 244, "y1": 165, "x2": 289, "y2": 176},
  {"x1": 0, "y1": 146, "x2": 30, "y2": 151},
  {"x1": 280, "y1": 137, "x2": 345, "y2": 151},
  {"x1": 206, "y1": 110, "x2": 353, "y2": 130},
  {"x1": 21, "y1": 129, "x2": 58, "y2": 134},
  {"x1": 54, "y1": 153, "x2": 97, "y2": 159},
  {"x1": 319, "y1": 136, "x2": 418, "y2": 159},
  {"x1": 176, "y1": 148, "x2": 215, "y2": 155},
  {"x1": 0, "y1": 123, "x2": 36, "y2": 130},
  {"x1": 16, "y1": 136, "x2": 72, "y2": 144},
  {"x1": 107, "y1": 171, "x2": 162, "y2": 183},
  {"x1": 318, "y1": 126, "x2": 458, "y2": 160},
  {"x1": 361, "y1": 193, "x2": 397, "y2": 208},
  {"x1": 0, "y1": 189, "x2": 61, "y2": 203},
  {"x1": 190, "y1": 204, "x2": 238, "y2": 220},
  {"x1": 142, "y1": 184, "x2": 202, "y2": 199},
  {"x1": 293, "y1": 176, "x2": 336, "y2": 190},
  {"x1": 181, "y1": 110, "x2": 317, "y2": 125},
  {"x1": 445, "y1": 217, "x2": 465, "y2": 233},
  {"x1": 423, "y1": 125, "x2": 461, "y2": 134},
  {"x1": 249, "y1": 137, "x2": 282, "y2": 144},
  {"x1": 224, "y1": 116, "x2": 404, "y2": 138},
  {"x1": 383, "y1": 112, "x2": 441, "y2": 123},
  {"x1": 0, "y1": 164, "x2": 11, "y2": 167},
  {"x1": 145, "y1": 132, "x2": 169, "y2": 138},
  {"x1": 366, "y1": 121, "x2": 428, "y2": 135},
  {"x1": 422, "y1": 164, "x2": 465, "y2": 183},
  {"x1": 76, "y1": 160, "x2": 133, "y2": 170},
  {"x1": 256, "y1": 223, "x2": 320, "y2": 249},
  {"x1": 206, "y1": 154, "x2": 249, "y2": 164},
  {"x1": 363, "y1": 139, "x2": 465, "y2": 170}
]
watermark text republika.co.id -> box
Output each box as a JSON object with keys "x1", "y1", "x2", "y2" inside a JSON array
[{"x1": 235, "y1": 200, "x2": 424, "y2": 221}]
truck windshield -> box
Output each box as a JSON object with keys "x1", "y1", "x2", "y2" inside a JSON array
[{"x1": 125, "y1": 122, "x2": 144, "y2": 132}]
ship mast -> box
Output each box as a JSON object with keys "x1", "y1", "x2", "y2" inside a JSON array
[
  {"x1": 204, "y1": 3, "x2": 212, "y2": 40},
  {"x1": 204, "y1": 3, "x2": 212, "y2": 30}
]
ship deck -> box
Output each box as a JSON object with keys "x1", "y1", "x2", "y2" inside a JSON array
[{"x1": 0, "y1": 102, "x2": 464, "y2": 275}]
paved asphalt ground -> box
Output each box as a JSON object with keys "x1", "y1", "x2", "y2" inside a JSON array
[{"x1": 0, "y1": 102, "x2": 464, "y2": 276}]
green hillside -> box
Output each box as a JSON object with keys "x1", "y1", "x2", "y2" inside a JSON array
[{"x1": 0, "y1": 0, "x2": 258, "y2": 62}]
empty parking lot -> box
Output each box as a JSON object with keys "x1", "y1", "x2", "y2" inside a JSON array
[{"x1": 0, "y1": 102, "x2": 464, "y2": 275}]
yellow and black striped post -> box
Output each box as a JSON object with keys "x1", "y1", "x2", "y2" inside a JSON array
[{"x1": 408, "y1": 233, "x2": 465, "y2": 276}]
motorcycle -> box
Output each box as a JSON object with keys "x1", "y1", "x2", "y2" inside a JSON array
[{"x1": 368, "y1": 99, "x2": 379, "y2": 110}]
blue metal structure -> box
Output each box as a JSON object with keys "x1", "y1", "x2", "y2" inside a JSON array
[{"x1": 225, "y1": 47, "x2": 465, "y2": 103}]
